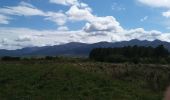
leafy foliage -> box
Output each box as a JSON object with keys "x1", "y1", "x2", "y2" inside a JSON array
[{"x1": 89, "y1": 45, "x2": 170, "y2": 63}]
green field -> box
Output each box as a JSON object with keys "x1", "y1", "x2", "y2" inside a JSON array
[{"x1": 0, "y1": 59, "x2": 169, "y2": 100}]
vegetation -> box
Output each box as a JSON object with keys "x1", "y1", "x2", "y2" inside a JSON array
[
  {"x1": 90, "y1": 45, "x2": 170, "y2": 64},
  {"x1": 0, "y1": 58, "x2": 169, "y2": 100},
  {"x1": 0, "y1": 45, "x2": 170, "y2": 100},
  {"x1": 1, "y1": 56, "x2": 21, "y2": 61}
]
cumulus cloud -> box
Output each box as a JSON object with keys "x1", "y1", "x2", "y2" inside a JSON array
[
  {"x1": 85, "y1": 18, "x2": 123, "y2": 33},
  {"x1": 138, "y1": 0, "x2": 170, "y2": 8},
  {"x1": 0, "y1": 0, "x2": 123, "y2": 32},
  {"x1": 49, "y1": 0, "x2": 78, "y2": 6},
  {"x1": 83, "y1": 16, "x2": 123, "y2": 33},
  {"x1": 66, "y1": 5, "x2": 93, "y2": 21},
  {"x1": 0, "y1": 0, "x2": 170, "y2": 50},
  {"x1": 124, "y1": 28, "x2": 161, "y2": 41},
  {"x1": 49, "y1": 0, "x2": 93, "y2": 25},
  {"x1": 0, "y1": 27, "x2": 170, "y2": 50},
  {"x1": 66, "y1": 4, "x2": 123, "y2": 33},
  {"x1": 45, "y1": 12, "x2": 67, "y2": 25},
  {"x1": 163, "y1": 10, "x2": 170, "y2": 18},
  {"x1": 0, "y1": 27, "x2": 86, "y2": 49}
]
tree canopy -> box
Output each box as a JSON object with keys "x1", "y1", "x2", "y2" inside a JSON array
[{"x1": 89, "y1": 45, "x2": 169, "y2": 63}]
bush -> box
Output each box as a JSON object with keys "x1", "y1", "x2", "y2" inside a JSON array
[
  {"x1": 105, "y1": 55, "x2": 127, "y2": 63},
  {"x1": 1, "y1": 56, "x2": 20, "y2": 61}
]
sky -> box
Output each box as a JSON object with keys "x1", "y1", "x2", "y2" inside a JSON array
[{"x1": 1, "y1": 0, "x2": 170, "y2": 50}]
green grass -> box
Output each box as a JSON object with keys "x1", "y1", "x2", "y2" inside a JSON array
[{"x1": 0, "y1": 60, "x2": 168, "y2": 100}]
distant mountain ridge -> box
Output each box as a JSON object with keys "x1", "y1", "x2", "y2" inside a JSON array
[{"x1": 0, "y1": 39, "x2": 170, "y2": 57}]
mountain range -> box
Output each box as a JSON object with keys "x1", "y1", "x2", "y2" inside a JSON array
[{"x1": 1, "y1": 39, "x2": 170, "y2": 57}]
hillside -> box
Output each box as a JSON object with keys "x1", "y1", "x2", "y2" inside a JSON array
[{"x1": 1, "y1": 39, "x2": 170, "y2": 57}]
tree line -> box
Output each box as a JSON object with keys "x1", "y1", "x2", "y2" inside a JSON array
[{"x1": 89, "y1": 45, "x2": 170, "y2": 64}]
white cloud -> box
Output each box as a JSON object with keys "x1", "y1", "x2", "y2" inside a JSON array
[
  {"x1": 137, "y1": 0, "x2": 170, "y2": 19},
  {"x1": 0, "y1": 2, "x2": 68, "y2": 25},
  {"x1": 66, "y1": 5, "x2": 123, "y2": 33},
  {"x1": 124, "y1": 28, "x2": 161, "y2": 41},
  {"x1": 15, "y1": 35, "x2": 32, "y2": 42},
  {"x1": 66, "y1": 5, "x2": 93, "y2": 21},
  {"x1": 0, "y1": 14, "x2": 11, "y2": 24},
  {"x1": 84, "y1": 16, "x2": 123, "y2": 33},
  {"x1": 0, "y1": 2, "x2": 45, "y2": 16},
  {"x1": 45, "y1": 12, "x2": 67, "y2": 25},
  {"x1": 57, "y1": 26, "x2": 69, "y2": 31},
  {"x1": 0, "y1": 0, "x2": 170, "y2": 50},
  {"x1": 140, "y1": 16, "x2": 148, "y2": 22},
  {"x1": 0, "y1": 27, "x2": 86, "y2": 49},
  {"x1": 163, "y1": 10, "x2": 170, "y2": 18},
  {"x1": 0, "y1": 27, "x2": 170, "y2": 50},
  {"x1": 138, "y1": 0, "x2": 170, "y2": 8},
  {"x1": 49, "y1": 0, "x2": 78, "y2": 6},
  {"x1": 52, "y1": 0, "x2": 94, "y2": 23}
]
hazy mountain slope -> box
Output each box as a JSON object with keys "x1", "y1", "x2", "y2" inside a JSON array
[{"x1": 0, "y1": 39, "x2": 170, "y2": 57}]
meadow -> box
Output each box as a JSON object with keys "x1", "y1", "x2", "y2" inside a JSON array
[{"x1": 0, "y1": 58, "x2": 169, "y2": 100}]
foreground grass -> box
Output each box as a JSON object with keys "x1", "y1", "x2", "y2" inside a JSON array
[{"x1": 0, "y1": 60, "x2": 169, "y2": 100}]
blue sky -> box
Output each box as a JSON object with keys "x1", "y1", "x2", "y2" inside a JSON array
[
  {"x1": 0, "y1": 0, "x2": 170, "y2": 49},
  {"x1": 0, "y1": 0, "x2": 169, "y2": 31}
]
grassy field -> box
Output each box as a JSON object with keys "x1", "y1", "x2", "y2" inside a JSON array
[{"x1": 0, "y1": 59, "x2": 169, "y2": 100}]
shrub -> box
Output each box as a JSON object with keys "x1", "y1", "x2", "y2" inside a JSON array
[{"x1": 1, "y1": 56, "x2": 20, "y2": 61}]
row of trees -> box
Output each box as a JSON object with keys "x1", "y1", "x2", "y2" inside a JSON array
[
  {"x1": 89, "y1": 45, "x2": 170, "y2": 63},
  {"x1": 0, "y1": 56, "x2": 59, "y2": 61},
  {"x1": 0, "y1": 56, "x2": 89, "y2": 63}
]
